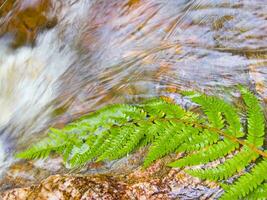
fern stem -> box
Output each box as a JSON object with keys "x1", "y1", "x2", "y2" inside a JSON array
[
  {"x1": 117, "y1": 117, "x2": 267, "y2": 158},
  {"x1": 154, "y1": 118, "x2": 267, "y2": 158}
]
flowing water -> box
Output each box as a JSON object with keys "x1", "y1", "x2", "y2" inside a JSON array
[{"x1": 0, "y1": 0, "x2": 267, "y2": 176}]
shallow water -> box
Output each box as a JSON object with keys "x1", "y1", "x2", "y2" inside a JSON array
[{"x1": 0, "y1": 0, "x2": 267, "y2": 175}]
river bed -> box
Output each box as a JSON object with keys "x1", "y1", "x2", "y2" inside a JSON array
[{"x1": 0, "y1": 0, "x2": 267, "y2": 197}]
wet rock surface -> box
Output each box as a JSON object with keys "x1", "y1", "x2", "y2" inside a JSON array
[
  {"x1": 0, "y1": 153, "x2": 222, "y2": 200},
  {"x1": 0, "y1": 0, "x2": 57, "y2": 47}
]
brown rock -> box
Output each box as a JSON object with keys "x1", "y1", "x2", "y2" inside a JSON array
[
  {"x1": 0, "y1": 154, "x2": 222, "y2": 200},
  {"x1": 0, "y1": 0, "x2": 57, "y2": 48}
]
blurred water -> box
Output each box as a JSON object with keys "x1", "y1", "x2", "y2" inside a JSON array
[{"x1": 0, "y1": 0, "x2": 267, "y2": 174}]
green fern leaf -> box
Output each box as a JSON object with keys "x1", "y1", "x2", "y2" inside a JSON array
[
  {"x1": 139, "y1": 98, "x2": 185, "y2": 119},
  {"x1": 190, "y1": 94, "x2": 242, "y2": 136},
  {"x1": 17, "y1": 87, "x2": 267, "y2": 200},
  {"x1": 69, "y1": 129, "x2": 110, "y2": 167},
  {"x1": 240, "y1": 87, "x2": 265, "y2": 147},
  {"x1": 113, "y1": 127, "x2": 146, "y2": 159},
  {"x1": 144, "y1": 122, "x2": 194, "y2": 167},
  {"x1": 97, "y1": 125, "x2": 140, "y2": 161},
  {"x1": 186, "y1": 146, "x2": 259, "y2": 181},
  {"x1": 176, "y1": 129, "x2": 219, "y2": 152},
  {"x1": 245, "y1": 183, "x2": 267, "y2": 200},
  {"x1": 138, "y1": 122, "x2": 159, "y2": 146},
  {"x1": 220, "y1": 159, "x2": 267, "y2": 200},
  {"x1": 190, "y1": 95, "x2": 225, "y2": 129},
  {"x1": 17, "y1": 129, "x2": 74, "y2": 159},
  {"x1": 169, "y1": 139, "x2": 238, "y2": 167}
]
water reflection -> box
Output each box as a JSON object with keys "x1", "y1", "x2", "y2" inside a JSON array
[{"x1": 0, "y1": 0, "x2": 266, "y2": 173}]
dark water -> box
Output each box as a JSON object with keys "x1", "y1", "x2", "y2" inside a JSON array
[{"x1": 0, "y1": 0, "x2": 266, "y2": 174}]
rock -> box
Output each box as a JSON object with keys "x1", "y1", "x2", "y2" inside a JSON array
[
  {"x1": 1, "y1": 172, "x2": 221, "y2": 200},
  {"x1": 0, "y1": 154, "x2": 222, "y2": 200},
  {"x1": 0, "y1": 0, "x2": 57, "y2": 48}
]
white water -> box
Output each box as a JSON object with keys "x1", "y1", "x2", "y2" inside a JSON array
[{"x1": 0, "y1": 0, "x2": 93, "y2": 175}]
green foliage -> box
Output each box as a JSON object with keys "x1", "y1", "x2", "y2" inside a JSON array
[{"x1": 17, "y1": 88, "x2": 267, "y2": 199}]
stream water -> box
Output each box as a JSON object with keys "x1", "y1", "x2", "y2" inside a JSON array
[{"x1": 0, "y1": 0, "x2": 267, "y2": 179}]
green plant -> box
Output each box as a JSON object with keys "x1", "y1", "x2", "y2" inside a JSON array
[{"x1": 17, "y1": 87, "x2": 267, "y2": 199}]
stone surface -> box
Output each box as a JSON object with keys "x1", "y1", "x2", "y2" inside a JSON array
[
  {"x1": 0, "y1": 0, "x2": 57, "y2": 47},
  {"x1": 0, "y1": 154, "x2": 223, "y2": 200}
]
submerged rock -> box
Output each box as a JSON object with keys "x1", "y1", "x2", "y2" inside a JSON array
[{"x1": 0, "y1": 0, "x2": 57, "y2": 48}]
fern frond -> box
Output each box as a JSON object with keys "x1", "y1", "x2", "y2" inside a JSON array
[
  {"x1": 190, "y1": 94, "x2": 242, "y2": 136},
  {"x1": 143, "y1": 122, "x2": 199, "y2": 167},
  {"x1": 245, "y1": 183, "x2": 267, "y2": 200},
  {"x1": 190, "y1": 95, "x2": 225, "y2": 129},
  {"x1": 97, "y1": 125, "x2": 138, "y2": 161},
  {"x1": 139, "y1": 98, "x2": 185, "y2": 119},
  {"x1": 137, "y1": 122, "x2": 159, "y2": 146},
  {"x1": 114, "y1": 128, "x2": 145, "y2": 159},
  {"x1": 71, "y1": 104, "x2": 146, "y2": 132},
  {"x1": 186, "y1": 147, "x2": 259, "y2": 181},
  {"x1": 176, "y1": 129, "x2": 219, "y2": 152},
  {"x1": 220, "y1": 159, "x2": 267, "y2": 200},
  {"x1": 17, "y1": 129, "x2": 76, "y2": 160},
  {"x1": 67, "y1": 134, "x2": 97, "y2": 164},
  {"x1": 17, "y1": 87, "x2": 267, "y2": 200},
  {"x1": 69, "y1": 129, "x2": 110, "y2": 167},
  {"x1": 16, "y1": 138, "x2": 55, "y2": 159},
  {"x1": 169, "y1": 139, "x2": 238, "y2": 167},
  {"x1": 240, "y1": 87, "x2": 265, "y2": 147}
]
